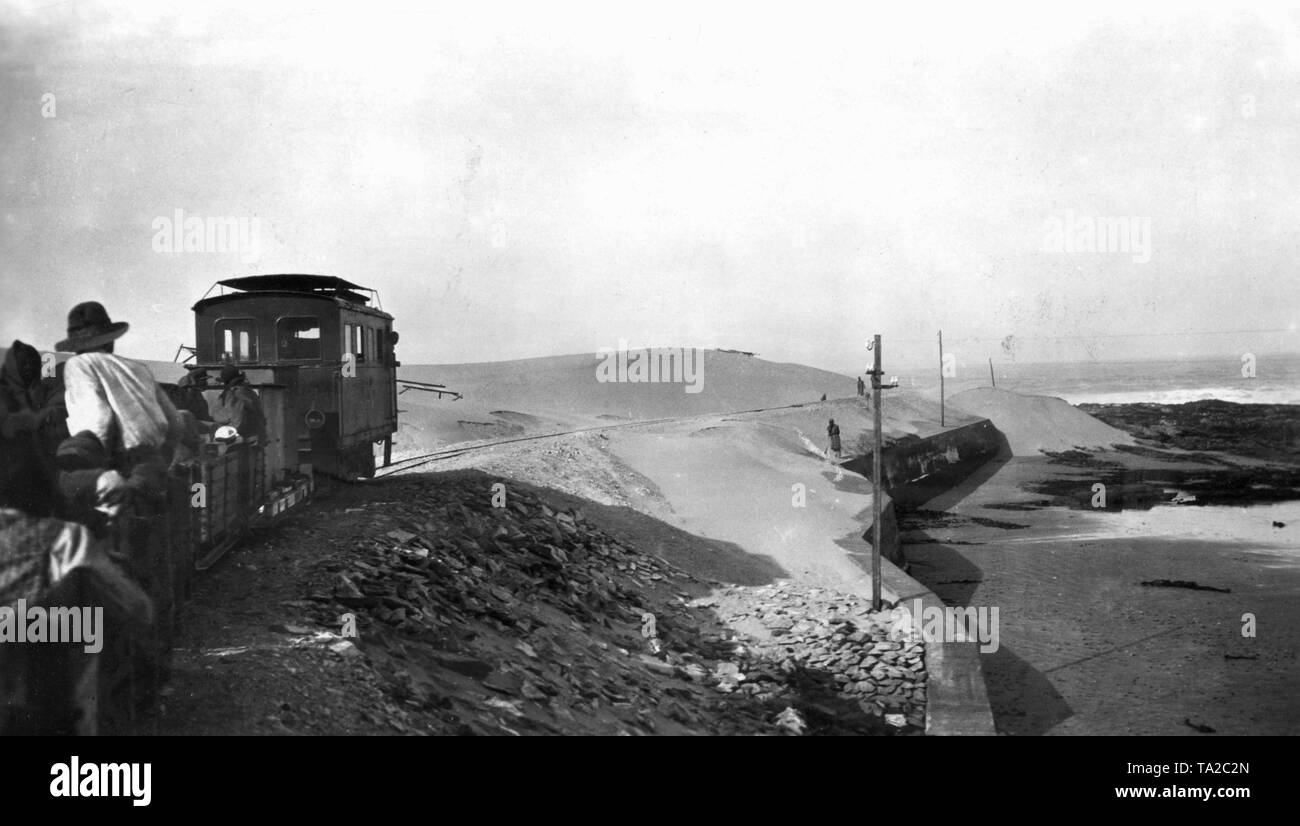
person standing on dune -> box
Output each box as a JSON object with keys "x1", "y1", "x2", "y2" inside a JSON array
[{"x1": 826, "y1": 418, "x2": 842, "y2": 459}]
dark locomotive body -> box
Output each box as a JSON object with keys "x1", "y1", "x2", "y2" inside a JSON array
[{"x1": 192, "y1": 274, "x2": 398, "y2": 479}]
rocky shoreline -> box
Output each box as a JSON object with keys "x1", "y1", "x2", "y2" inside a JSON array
[
  {"x1": 1020, "y1": 400, "x2": 1300, "y2": 509},
  {"x1": 1079, "y1": 400, "x2": 1299, "y2": 463}
]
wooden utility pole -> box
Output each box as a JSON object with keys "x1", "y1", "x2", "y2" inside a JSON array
[
  {"x1": 864, "y1": 336, "x2": 899, "y2": 612},
  {"x1": 870, "y1": 334, "x2": 884, "y2": 612},
  {"x1": 938, "y1": 330, "x2": 945, "y2": 427}
]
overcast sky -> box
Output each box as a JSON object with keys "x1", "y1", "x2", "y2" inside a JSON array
[{"x1": 2, "y1": 0, "x2": 1298, "y2": 372}]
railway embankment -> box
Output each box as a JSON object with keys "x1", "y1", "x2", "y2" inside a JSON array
[{"x1": 152, "y1": 468, "x2": 928, "y2": 735}]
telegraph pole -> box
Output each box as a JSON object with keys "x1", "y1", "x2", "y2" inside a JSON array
[
  {"x1": 938, "y1": 330, "x2": 945, "y2": 427},
  {"x1": 872, "y1": 335, "x2": 883, "y2": 611},
  {"x1": 866, "y1": 336, "x2": 900, "y2": 611},
  {"x1": 865, "y1": 334, "x2": 898, "y2": 611}
]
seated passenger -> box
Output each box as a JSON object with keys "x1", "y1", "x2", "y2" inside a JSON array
[
  {"x1": 209, "y1": 365, "x2": 266, "y2": 442},
  {"x1": 0, "y1": 339, "x2": 43, "y2": 411},
  {"x1": 171, "y1": 368, "x2": 213, "y2": 422},
  {"x1": 0, "y1": 387, "x2": 58, "y2": 519},
  {"x1": 1, "y1": 339, "x2": 68, "y2": 460},
  {"x1": 54, "y1": 430, "x2": 131, "y2": 531},
  {"x1": 1, "y1": 414, "x2": 152, "y2": 736}
]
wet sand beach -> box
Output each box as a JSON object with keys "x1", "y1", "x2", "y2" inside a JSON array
[{"x1": 903, "y1": 401, "x2": 1300, "y2": 735}]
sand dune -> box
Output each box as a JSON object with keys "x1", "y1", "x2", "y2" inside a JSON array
[
  {"x1": 948, "y1": 387, "x2": 1135, "y2": 455},
  {"x1": 395, "y1": 350, "x2": 861, "y2": 451},
  {"x1": 394, "y1": 351, "x2": 987, "y2": 454},
  {"x1": 400, "y1": 350, "x2": 854, "y2": 420}
]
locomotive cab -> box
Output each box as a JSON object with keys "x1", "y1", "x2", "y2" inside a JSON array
[{"x1": 191, "y1": 274, "x2": 398, "y2": 480}]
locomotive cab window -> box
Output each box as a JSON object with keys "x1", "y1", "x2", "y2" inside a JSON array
[
  {"x1": 343, "y1": 323, "x2": 366, "y2": 363},
  {"x1": 276, "y1": 316, "x2": 321, "y2": 361},
  {"x1": 215, "y1": 318, "x2": 259, "y2": 363}
]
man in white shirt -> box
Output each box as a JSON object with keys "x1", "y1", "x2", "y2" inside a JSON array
[
  {"x1": 55, "y1": 302, "x2": 185, "y2": 501},
  {"x1": 53, "y1": 302, "x2": 177, "y2": 705}
]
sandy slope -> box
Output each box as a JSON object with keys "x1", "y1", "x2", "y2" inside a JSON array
[
  {"x1": 948, "y1": 387, "x2": 1135, "y2": 455},
  {"x1": 608, "y1": 414, "x2": 880, "y2": 596},
  {"x1": 594, "y1": 393, "x2": 978, "y2": 599}
]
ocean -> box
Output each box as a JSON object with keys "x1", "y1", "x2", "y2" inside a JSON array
[{"x1": 889, "y1": 352, "x2": 1300, "y2": 406}]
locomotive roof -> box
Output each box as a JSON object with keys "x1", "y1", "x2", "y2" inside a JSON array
[
  {"x1": 193, "y1": 274, "x2": 393, "y2": 319},
  {"x1": 218, "y1": 274, "x2": 374, "y2": 303}
]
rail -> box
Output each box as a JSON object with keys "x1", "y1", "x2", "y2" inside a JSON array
[{"x1": 375, "y1": 399, "x2": 843, "y2": 478}]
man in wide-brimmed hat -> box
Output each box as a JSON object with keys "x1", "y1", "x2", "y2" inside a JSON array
[{"x1": 56, "y1": 301, "x2": 185, "y2": 501}]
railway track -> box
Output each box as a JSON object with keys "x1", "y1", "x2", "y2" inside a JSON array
[{"x1": 374, "y1": 400, "x2": 833, "y2": 478}]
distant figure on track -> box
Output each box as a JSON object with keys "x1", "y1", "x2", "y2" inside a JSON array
[
  {"x1": 857, "y1": 376, "x2": 865, "y2": 397},
  {"x1": 826, "y1": 418, "x2": 841, "y2": 459}
]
